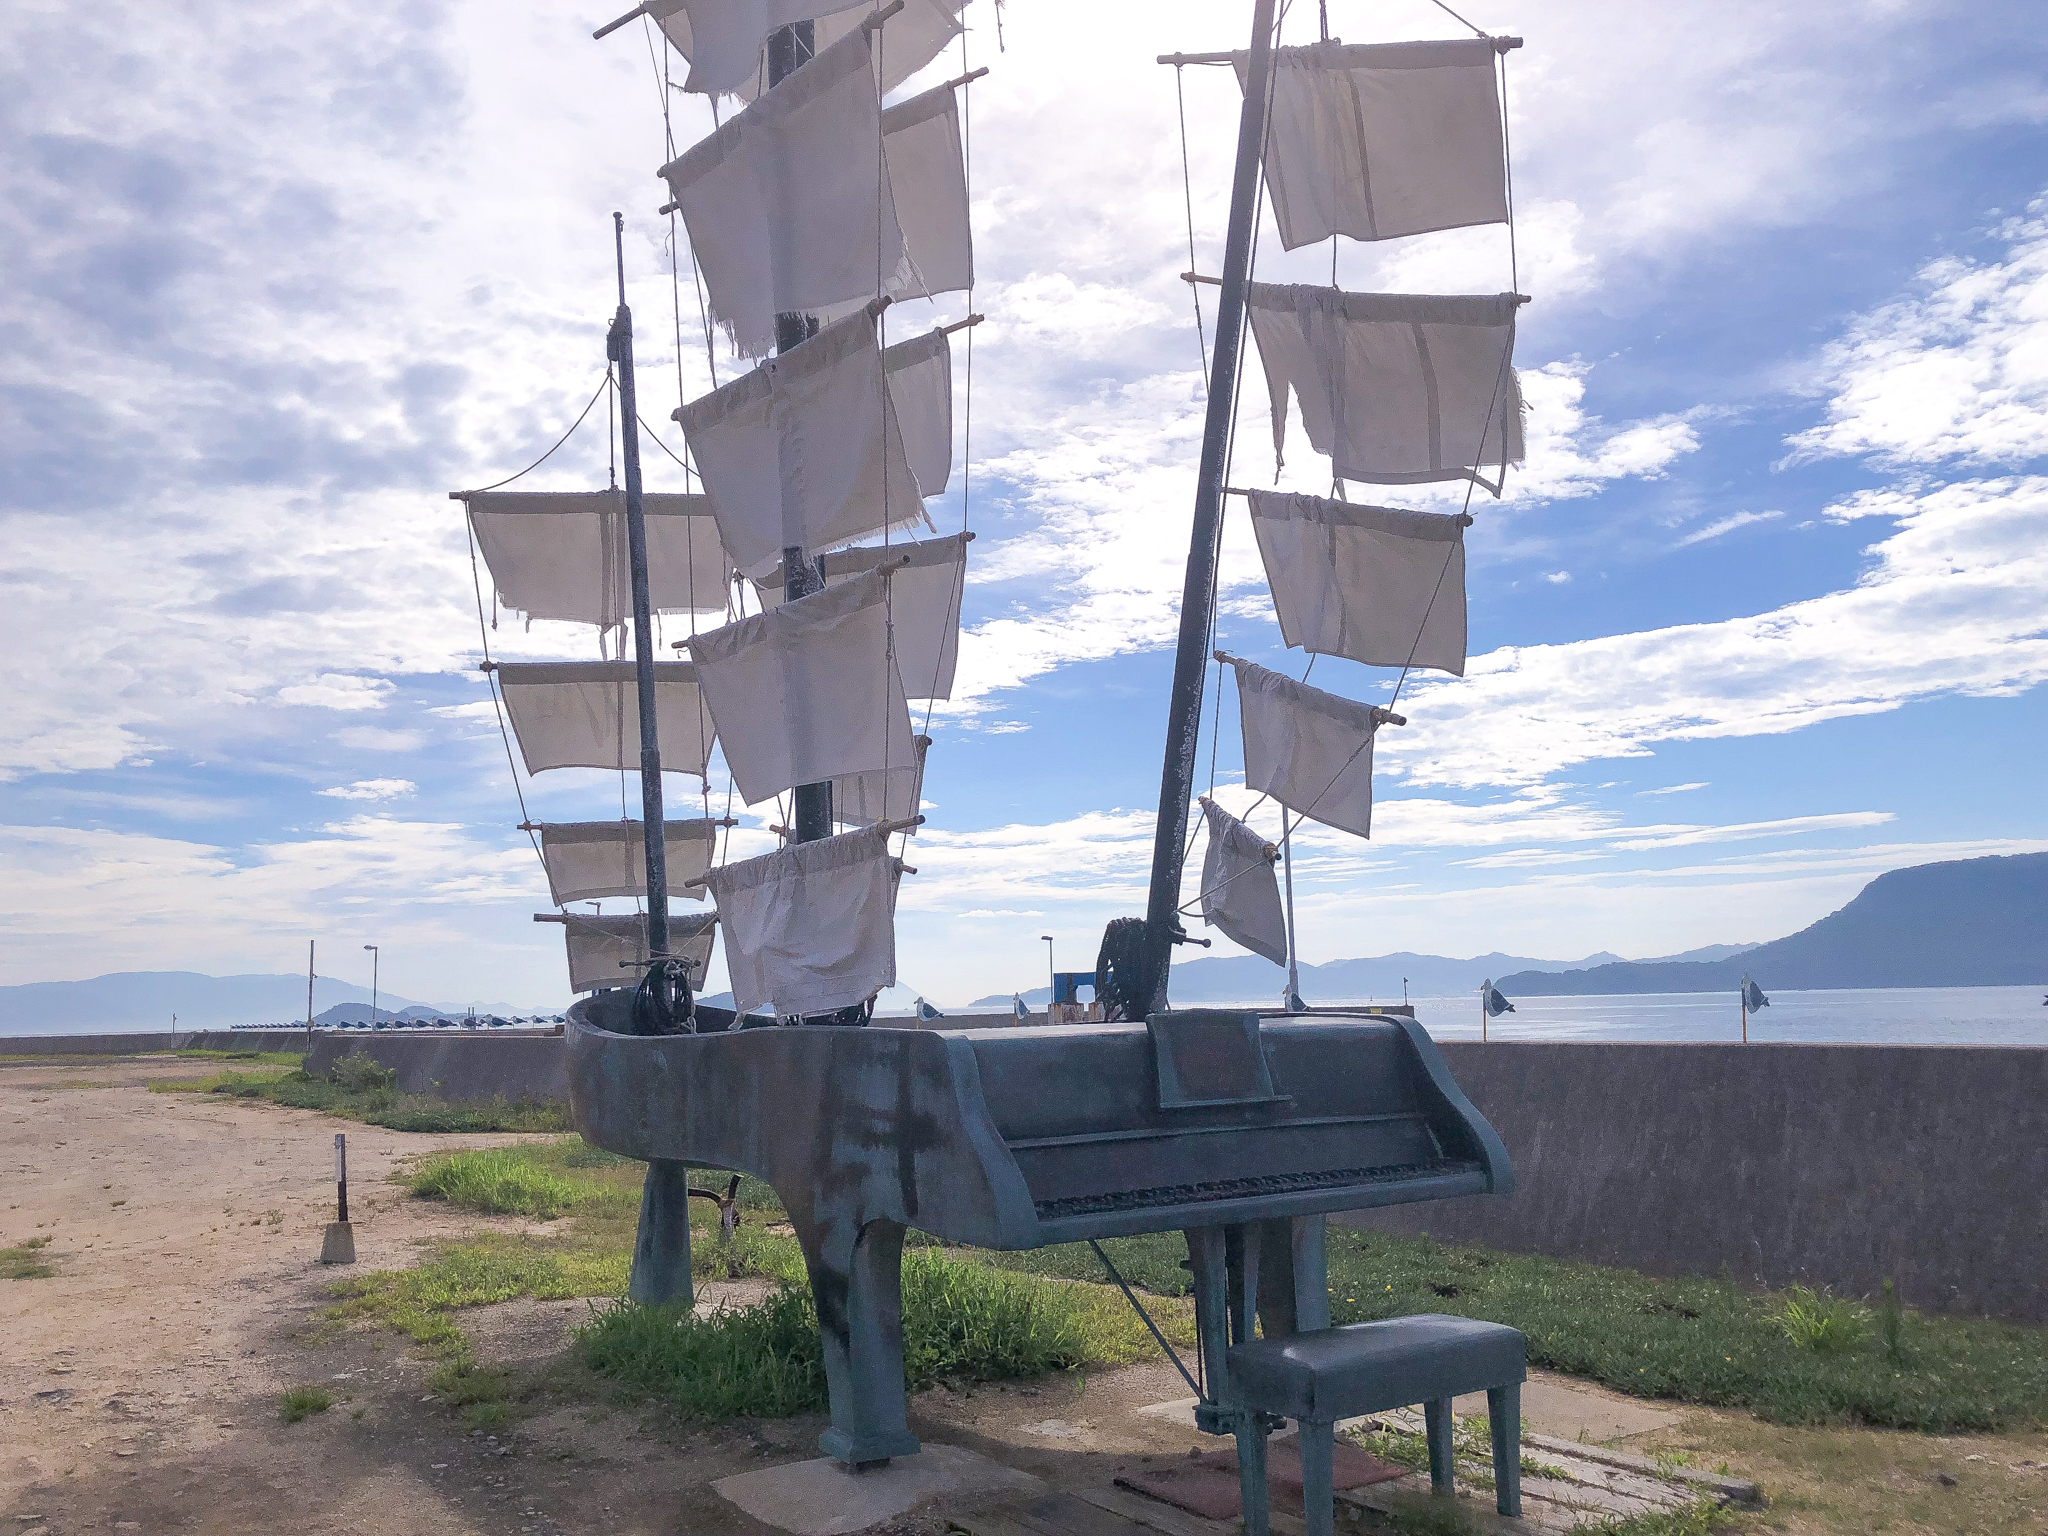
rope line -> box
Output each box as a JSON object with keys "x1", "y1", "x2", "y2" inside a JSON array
[
  {"x1": 1175, "y1": 66, "x2": 1210, "y2": 384},
  {"x1": 460, "y1": 372, "x2": 611, "y2": 495}
]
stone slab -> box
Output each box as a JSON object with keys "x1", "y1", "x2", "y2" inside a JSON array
[{"x1": 714, "y1": 1443, "x2": 1041, "y2": 1536}]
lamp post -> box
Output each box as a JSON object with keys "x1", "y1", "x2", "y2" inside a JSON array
[
  {"x1": 363, "y1": 944, "x2": 380, "y2": 1028},
  {"x1": 1040, "y1": 935, "x2": 1054, "y2": 1018}
]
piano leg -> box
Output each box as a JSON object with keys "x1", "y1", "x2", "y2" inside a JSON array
[
  {"x1": 1253, "y1": 1214, "x2": 1330, "y2": 1338},
  {"x1": 1191, "y1": 1225, "x2": 1274, "y2": 1536},
  {"x1": 799, "y1": 1215, "x2": 922, "y2": 1467},
  {"x1": 627, "y1": 1159, "x2": 694, "y2": 1307}
]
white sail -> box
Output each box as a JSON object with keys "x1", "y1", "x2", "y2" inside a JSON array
[
  {"x1": 647, "y1": 0, "x2": 867, "y2": 96},
  {"x1": 462, "y1": 490, "x2": 732, "y2": 627},
  {"x1": 561, "y1": 911, "x2": 717, "y2": 994},
  {"x1": 1246, "y1": 491, "x2": 1469, "y2": 676},
  {"x1": 675, "y1": 308, "x2": 927, "y2": 577},
  {"x1": 1248, "y1": 284, "x2": 1524, "y2": 493},
  {"x1": 1236, "y1": 39, "x2": 1508, "y2": 249},
  {"x1": 1198, "y1": 799, "x2": 1287, "y2": 966},
  {"x1": 660, "y1": 28, "x2": 900, "y2": 356},
  {"x1": 534, "y1": 819, "x2": 720, "y2": 905},
  {"x1": 687, "y1": 566, "x2": 917, "y2": 806},
  {"x1": 832, "y1": 732, "x2": 930, "y2": 828},
  {"x1": 701, "y1": 825, "x2": 902, "y2": 1016},
  {"x1": 757, "y1": 532, "x2": 968, "y2": 699},
  {"x1": 877, "y1": 80, "x2": 974, "y2": 308},
  {"x1": 1227, "y1": 655, "x2": 1385, "y2": 839},
  {"x1": 493, "y1": 661, "x2": 716, "y2": 777},
  {"x1": 655, "y1": 0, "x2": 966, "y2": 103},
  {"x1": 881, "y1": 325, "x2": 955, "y2": 495}
]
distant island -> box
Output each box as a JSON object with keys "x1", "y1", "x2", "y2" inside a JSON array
[{"x1": 1495, "y1": 854, "x2": 2047, "y2": 995}]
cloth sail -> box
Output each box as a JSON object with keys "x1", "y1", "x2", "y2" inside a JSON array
[
  {"x1": 758, "y1": 532, "x2": 968, "y2": 699},
  {"x1": 653, "y1": 0, "x2": 966, "y2": 103},
  {"x1": 1227, "y1": 656, "x2": 1385, "y2": 839},
  {"x1": 832, "y1": 732, "x2": 929, "y2": 829},
  {"x1": 1235, "y1": 39, "x2": 1508, "y2": 249},
  {"x1": 1742, "y1": 976, "x2": 1770, "y2": 1011},
  {"x1": 658, "y1": 30, "x2": 971, "y2": 356},
  {"x1": 701, "y1": 826, "x2": 901, "y2": 1016},
  {"x1": 1482, "y1": 979, "x2": 1515, "y2": 1017},
  {"x1": 883, "y1": 326, "x2": 955, "y2": 495},
  {"x1": 1245, "y1": 490, "x2": 1469, "y2": 676},
  {"x1": 1248, "y1": 284, "x2": 1524, "y2": 493},
  {"x1": 461, "y1": 490, "x2": 731, "y2": 627},
  {"x1": 675, "y1": 308, "x2": 927, "y2": 577},
  {"x1": 1198, "y1": 800, "x2": 1287, "y2": 967},
  {"x1": 534, "y1": 819, "x2": 719, "y2": 906},
  {"x1": 659, "y1": 28, "x2": 899, "y2": 356},
  {"x1": 561, "y1": 911, "x2": 717, "y2": 994},
  {"x1": 493, "y1": 661, "x2": 715, "y2": 777},
  {"x1": 687, "y1": 567, "x2": 916, "y2": 806}
]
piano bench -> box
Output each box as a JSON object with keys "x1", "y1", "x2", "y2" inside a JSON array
[{"x1": 1226, "y1": 1314, "x2": 1527, "y2": 1535}]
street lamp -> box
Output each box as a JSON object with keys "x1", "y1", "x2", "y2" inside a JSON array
[
  {"x1": 1040, "y1": 935, "x2": 1054, "y2": 1016},
  {"x1": 363, "y1": 944, "x2": 380, "y2": 1028}
]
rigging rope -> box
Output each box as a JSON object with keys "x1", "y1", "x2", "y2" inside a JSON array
[
  {"x1": 460, "y1": 372, "x2": 611, "y2": 495},
  {"x1": 1175, "y1": 67, "x2": 1211, "y2": 384}
]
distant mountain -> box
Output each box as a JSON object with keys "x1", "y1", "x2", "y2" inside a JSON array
[
  {"x1": 1495, "y1": 855, "x2": 2048, "y2": 996},
  {"x1": 971, "y1": 949, "x2": 1657, "y2": 1011},
  {"x1": 0, "y1": 971, "x2": 437, "y2": 1035},
  {"x1": 1640, "y1": 942, "x2": 1760, "y2": 964}
]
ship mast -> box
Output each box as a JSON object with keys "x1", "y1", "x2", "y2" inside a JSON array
[
  {"x1": 770, "y1": 20, "x2": 837, "y2": 849},
  {"x1": 609, "y1": 212, "x2": 674, "y2": 1024},
  {"x1": 1140, "y1": 0, "x2": 1280, "y2": 1013}
]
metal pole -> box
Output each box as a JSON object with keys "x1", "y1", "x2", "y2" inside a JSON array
[
  {"x1": 335, "y1": 1133, "x2": 349, "y2": 1224},
  {"x1": 364, "y1": 944, "x2": 379, "y2": 1027},
  {"x1": 1141, "y1": 0, "x2": 1279, "y2": 1014},
  {"x1": 766, "y1": 20, "x2": 835, "y2": 847},
  {"x1": 1041, "y1": 935, "x2": 1054, "y2": 1017},
  {"x1": 1280, "y1": 815, "x2": 1302, "y2": 1011},
  {"x1": 610, "y1": 212, "x2": 673, "y2": 1024},
  {"x1": 306, "y1": 940, "x2": 315, "y2": 1045}
]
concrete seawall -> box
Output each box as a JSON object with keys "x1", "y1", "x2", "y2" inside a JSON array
[
  {"x1": 304, "y1": 1034, "x2": 569, "y2": 1105},
  {"x1": 1, "y1": 1029, "x2": 315, "y2": 1056},
  {"x1": 1349, "y1": 1041, "x2": 2048, "y2": 1324}
]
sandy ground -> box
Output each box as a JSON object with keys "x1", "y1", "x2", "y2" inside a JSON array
[
  {"x1": 9, "y1": 1057, "x2": 2042, "y2": 1536},
  {"x1": 0, "y1": 1058, "x2": 1238, "y2": 1536}
]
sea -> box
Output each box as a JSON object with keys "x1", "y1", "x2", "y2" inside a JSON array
[{"x1": 1277, "y1": 985, "x2": 2047, "y2": 1047}]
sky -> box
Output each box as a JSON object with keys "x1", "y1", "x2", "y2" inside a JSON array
[{"x1": 0, "y1": 0, "x2": 2043, "y2": 1012}]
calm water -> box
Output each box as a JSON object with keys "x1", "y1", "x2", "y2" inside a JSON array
[{"x1": 1304, "y1": 985, "x2": 2048, "y2": 1046}]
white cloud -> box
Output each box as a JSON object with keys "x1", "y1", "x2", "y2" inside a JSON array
[
  {"x1": 1381, "y1": 477, "x2": 2048, "y2": 790},
  {"x1": 1607, "y1": 811, "x2": 1892, "y2": 851},
  {"x1": 276, "y1": 674, "x2": 395, "y2": 710},
  {"x1": 1638, "y1": 782, "x2": 1709, "y2": 795},
  {"x1": 1674, "y1": 510, "x2": 1781, "y2": 547},
  {"x1": 330, "y1": 726, "x2": 428, "y2": 752},
  {"x1": 1784, "y1": 200, "x2": 2048, "y2": 467},
  {"x1": 1543, "y1": 571, "x2": 1573, "y2": 584},
  {"x1": 318, "y1": 778, "x2": 417, "y2": 801}
]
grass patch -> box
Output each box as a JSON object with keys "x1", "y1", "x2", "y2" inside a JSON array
[
  {"x1": 2, "y1": 1235, "x2": 56, "y2": 1279},
  {"x1": 408, "y1": 1141, "x2": 642, "y2": 1221},
  {"x1": 977, "y1": 1228, "x2": 2048, "y2": 1434},
  {"x1": 1568, "y1": 1502, "x2": 1740, "y2": 1536},
  {"x1": 1315, "y1": 1230, "x2": 2048, "y2": 1433},
  {"x1": 578, "y1": 1246, "x2": 1182, "y2": 1420},
  {"x1": 279, "y1": 1385, "x2": 333, "y2": 1423},
  {"x1": 153, "y1": 1051, "x2": 570, "y2": 1133},
  {"x1": 1347, "y1": 1414, "x2": 1563, "y2": 1487},
  {"x1": 173, "y1": 1049, "x2": 305, "y2": 1066}
]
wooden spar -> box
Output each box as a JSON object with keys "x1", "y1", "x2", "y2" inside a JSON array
[
  {"x1": 1140, "y1": 0, "x2": 1280, "y2": 1015},
  {"x1": 608, "y1": 211, "x2": 673, "y2": 1021}
]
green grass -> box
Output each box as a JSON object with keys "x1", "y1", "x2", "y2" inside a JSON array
[
  {"x1": 1568, "y1": 1502, "x2": 1741, "y2": 1536},
  {"x1": 2, "y1": 1235, "x2": 56, "y2": 1279},
  {"x1": 577, "y1": 1246, "x2": 1167, "y2": 1421},
  {"x1": 967, "y1": 1228, "x2": 2048, "y2": 1434},
  {"x1": 407, "y1": 1142, "x2": 642, "y2": 1221},
  {"x1": 152, "y1": 1055, "x2": 571, "y2": 1133},
  {"x1": 172, "y1": 1049, "x2": 305, "y2": 1066},
  {"x1": 279, "y1": 1385, "x2": 333, "y2": 1423}
]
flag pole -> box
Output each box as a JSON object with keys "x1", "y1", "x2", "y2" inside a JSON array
[
  {"x1": 1740, "y1": 975, "x2": 1748, "y2": 1044},
  {"x1": 1480, "y1": 980, "x2": 1488, "y2": 1043}
]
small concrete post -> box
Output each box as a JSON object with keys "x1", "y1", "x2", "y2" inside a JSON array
[{"x1": 320, "y1": 1132, "x2": 356, "y2": 1264}]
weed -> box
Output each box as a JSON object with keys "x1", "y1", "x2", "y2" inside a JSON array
[
  {"x1": 167, "y1": 1061, "x2": 572, "y2": 1133},
  {"x1": 1879, "y1": 1278, "x2": 1906, "y2": 1365},
  {"x1": 579, "y1": 1286, "x2": 829, "y2": 1420},
  {"x1": 1377, "y1": 1489, "x2": 1479, "y2": 1536},
  {"x1": 330, "y1": 1052, "x2": 398, "y2": 1094},
  {"x1": 172, "y1": 1049, "x2": 304, "y2": 1066},
  {"x1": 1778, "y1": 1286, "x2": 1867, "y2": 1354},
  {"x1": 1569, "y1": 1499, "x2": 1739, "y2": 1535},
  {"x1": 2, "y1": 1235, "x2": 56, "y2": 1280},
  {"x1": 408, "y1": 1142, "x2": 640, "y2": 1221},
  {"x1": 279, "y1": 1386, "x2": 333, "y2": 1424}
]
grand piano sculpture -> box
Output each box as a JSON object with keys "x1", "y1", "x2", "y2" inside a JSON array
[
  {"x1": 556, "y1": 0, "x2": 1524, "y2": 1479},
  {"x1": 567, "y1": 1000, "x2": 1511, "y2": 1465}
]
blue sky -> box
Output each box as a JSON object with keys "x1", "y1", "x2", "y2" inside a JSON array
[{"x1": 1, "y1": 0, "x2": 2043, "y2": 1011}]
